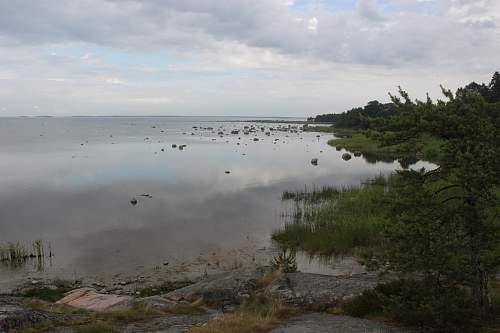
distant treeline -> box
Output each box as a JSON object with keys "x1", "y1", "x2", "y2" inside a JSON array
[
  {"x1": 309, "y1": 101, "x2": 397, "y2": 128},
  {"x1": 310, "y1": 72, "x2": 500, "y2": 128}
]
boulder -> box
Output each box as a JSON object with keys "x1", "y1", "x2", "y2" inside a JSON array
[
  {"x1": 342, "y1": 153, "x2": 352, "y2": 161},
  {"x1": 353, "y1": 151, "x2": 362, "y2": 157},
  {"x1": 335, "y1": 144, "x2": 342, "y2": 151}
]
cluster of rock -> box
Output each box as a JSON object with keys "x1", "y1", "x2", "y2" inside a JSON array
[{"x1": 1, "y1": 269, "x2": 405, "y2": 332}]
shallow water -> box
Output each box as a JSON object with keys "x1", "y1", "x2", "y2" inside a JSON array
[{"x1": 0, "y1": 116, "x2": 429, "y2": 287}]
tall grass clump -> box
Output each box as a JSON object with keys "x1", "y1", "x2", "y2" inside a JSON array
[
  {"x1": 188, "y1": 294, "x2": 298, "y2": 333},
  {"x1": 272, "y1": 175, "x2": 389, "y2": 256},
  {"x1": 0, "y1": 239, "x2": 50, "y2": 268}
]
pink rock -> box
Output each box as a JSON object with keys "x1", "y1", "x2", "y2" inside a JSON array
[{"x1": 57, "y1": 288, "x2": 133, "y2": 312}]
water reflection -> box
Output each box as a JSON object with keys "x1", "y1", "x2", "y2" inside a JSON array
[{"x1": 0, "y1": 117, "x2": 428, "y2": 284}]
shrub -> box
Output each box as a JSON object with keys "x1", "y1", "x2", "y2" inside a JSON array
[{"x1": 343, "y1": 279, "x2": 479, "y2": 332}]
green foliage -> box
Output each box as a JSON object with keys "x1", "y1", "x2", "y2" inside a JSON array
[
  {"x1": 371, "y1": 79, "x2": 500, "y2": 313},
  {"x1": 271, "y1": 248, "x2": 297, "y2": 273},
  {"x1": 313, "y1": 100, "x2": 397, "y2": 128},
  {"x1": 328, "y1": 130, "x2": 443, "y2": 164},
  {"x1": 343, "y1": 279, "x2": 478, "y2": 332}
]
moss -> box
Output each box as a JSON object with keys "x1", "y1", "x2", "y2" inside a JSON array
[
  {"x1": 76, "y1": 323, "x2": 118, "y2": 333},
  {"x1": 20, "y1": 287, "x2": 71, "y2": 303}
]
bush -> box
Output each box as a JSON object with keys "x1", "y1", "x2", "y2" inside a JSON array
[{"x1": 342, "y1": 279, "x2": 479, "y2": 332}]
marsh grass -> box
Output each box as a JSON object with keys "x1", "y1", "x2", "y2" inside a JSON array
[
  {"x1": 328, "y1": 130, "x2": 443, "y2": 163},
  {"x1": 0, "y1": 239, "x2": 51, "y2": 269},
  {"x1": 273, "y1": 175, "x2": 389, "y2": 256}
]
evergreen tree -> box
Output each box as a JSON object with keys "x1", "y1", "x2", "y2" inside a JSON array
[{"x1": 374, "y1": 86, "x2": 500, "y2": 313}]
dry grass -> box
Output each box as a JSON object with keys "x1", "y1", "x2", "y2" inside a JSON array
[
  {"x1": 188, "y1": 294, "x2": 298, "y2": 333},
  {"x1": 257, "y1": 271, "x2": 281, "y2": 289}
]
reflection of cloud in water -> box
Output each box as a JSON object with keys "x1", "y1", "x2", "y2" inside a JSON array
[{"x1": 0, "y1": 117, "x2": 417, "y2": 279}]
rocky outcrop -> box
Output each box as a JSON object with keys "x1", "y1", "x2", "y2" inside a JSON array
[
  {"x1": 0, "y1": 297, "x2": 73, "y2": 332},
  {"x1": 164, "y1": 270, "x2": 383, "y2": 310},
  {"x1": 57, "y1": 288, "x2": 133, "y2": 312},
  {"x1": 265, "y1": 273, "x2": 382, "y2": 309},
  {"x1": 269, "y1": 313, "x2": 408, "y2": 333},
  {"x1": 163, "y1": 270, "x2": 260, "y2": 306}
]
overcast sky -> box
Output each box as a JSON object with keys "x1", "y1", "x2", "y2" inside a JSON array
[{"x1": 0, "y1": 0, "x2": 499, "y2": 117}]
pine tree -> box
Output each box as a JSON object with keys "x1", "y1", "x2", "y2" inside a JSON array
[{"x1": 374, "y1": 85, "x2": 500, "y2": 313}]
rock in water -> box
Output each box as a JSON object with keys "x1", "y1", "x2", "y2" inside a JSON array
[
  {"x1": 342, "y1": 153, "x2": 352, "y2": 161},
  {"x1": 353, "y1": 151, "x2": 362, "y2": 157},
  {"x1": 335, "y1": 144, "x2": 342, "y2": 151},
  {"x1": 311, "y1": 158, "x2": 318, "y2": 165},
  {"x1": 130, "y1": 198, "x2": 138, "y2": 206}
]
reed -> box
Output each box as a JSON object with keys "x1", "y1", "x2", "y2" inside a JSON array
[
  {"x1": 0, "y1": 239, "x2": 50, "y2": 266},
  {"x1": 273, "y1": 175, "x2": 389, "y2": 256}
]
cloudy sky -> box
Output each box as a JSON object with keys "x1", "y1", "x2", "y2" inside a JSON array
[{"x1": 0, "y1": 0, "x2": 499, "y2": 117}]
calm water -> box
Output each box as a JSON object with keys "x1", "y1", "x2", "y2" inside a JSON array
[{"x1": 0, "y1": 117, "x2": 428, "y2": 287}]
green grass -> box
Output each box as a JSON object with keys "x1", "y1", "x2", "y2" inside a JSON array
[
  {"x1": 76, "y1": 323, "x2": 118, "y2": 333},
  {"x1": 304, "y1": 125, "x2": 444, "y2": 163},
  {"x1": 273, "y1": 175, "x2": 388, "y2": 256},
  {"x1": 20, "y1": 287, "x2": 71, "y2": 302},
  {"x1": 327, "y1": 129, "x2": 443, "y2": 163},
  {"x1": 303, "y1": 125, "x2": 336, "y2": 133}
]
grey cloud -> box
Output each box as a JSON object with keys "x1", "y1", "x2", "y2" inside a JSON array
[
  {"x1": 0, "y1": 0, "x2": 499, "y2": 67},
  {"x1": 357, "y1": 0, "x2": 388, "y2": 21}
]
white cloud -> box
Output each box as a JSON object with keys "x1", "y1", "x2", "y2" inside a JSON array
[
  {"x1": 0, "y1": 0, "x2": 498, "y2": 116},
  {"x1": 104, "y1": 77, "x2": 126, "y2": 85},
  {"x1": 307, "y1": 17, "x2": 318, "y2": 32}
]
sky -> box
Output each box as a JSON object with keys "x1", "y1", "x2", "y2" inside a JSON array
[{"x1": 0, "y1": 0, "x2": 499, "y2": 117}]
